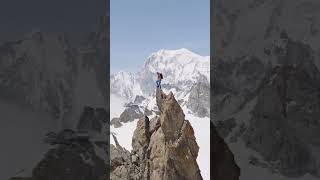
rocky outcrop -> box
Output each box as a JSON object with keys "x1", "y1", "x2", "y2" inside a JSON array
[
  {"x1": 155, "y1": 88, "x2": 167, "y2": 112},
  {"x1": 144, "y1": 108, "x2": 153, "y2": 116},
  {"x1": 43, "y1": 129, "x2": 89, "y2": 145},
  {"x1": 10, "y1": 104, "x2": 110, "y2": 180},
  {"x1": 134, "y1": 95, "x2": 146, "y2": 104},
  {"x1": 110, "y1": 143, "x2": 130, "y2": 180},
  {"x1": 111, "y1": 117, "x2": 123, "y2": 128},
  {"x1": 119, "y1": 105, "x2": 143, "y2": 123},
  {"x1": 111, "y1": 90, "x2": 202, "y2": 180},
  {"x1": 110, "y1": 104, "x2": 144, "y2": 128},
  {"x1": 31, "y1": 142, "x2": 107, "y2": 180},
  {"x1": 212, "y1": 122, "x2": 240, "y2": 180},
  {"x1": 77, "y1": 106, "x2": 108, "y2": 133},
  {"x1": 14, "y1": 128, "x2": 109, "y2": 180},
  {"x1": 132, "y1": 116, "x2": 150, "y2": 151},
  {"x1": 110, "y1": 134, "x2": 131, "y2": 180}
]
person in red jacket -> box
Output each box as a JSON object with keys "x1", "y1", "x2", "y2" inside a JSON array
[{"x1": 156, "y1": 72, "x2": 163, "y2": 89}]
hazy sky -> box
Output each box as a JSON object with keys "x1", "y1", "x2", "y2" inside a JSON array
[{"x1": 111, "y1": 0, "x2": 210, "y2": 73}]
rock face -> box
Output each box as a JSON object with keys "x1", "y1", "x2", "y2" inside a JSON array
[
  {"x1": 213, "y1": 34, "x2": 320, "y2": 178},
  {"x1": 32, "y1": 142, "x2": 107, "y2": 180},
  {"x1": 111, "y1": 117, "x2": 123, "y2": 128},
  {"x1": 132, "y1": 116, "x2": 150, "y2": 151},
  {"x1": 110, "y1": 104, "x2": 144, "y2": 128},
  {"x1": 119, "y1": 105, "x2": 143, "y2": 123},
  {"x1": 187, "y1": 75, "x2": 210, "y2": 117},
  {"x1": 77, "y1": 106, "x2": 108, "y2": 133},
  {"x1": 134, "y1": 95, "x2": 146, "y2": 104},
  {"x1": 5, "y1": 2, "x2": 110, "y2": 179},
  {"x1": 156, "y1": 88, "x2": 167, "y2": 113},
  {"x1": 110, "y1": 134, "x2": 131, "y2": 180},
  {"x1": 0, "y1": 31, "x2": 109, "y2": 130},
  {"x1": 0, "y1": 32, "x2": 77, "y2": 123},
  {"x1": 17, "y1": 123, "x2": 109, "y2": 180},
  {"x1": 242, "y1": 51, "x2": 320, "y2": 176},
  {"x1": 110, "y1": 90, "x2": 202, "y2": 180},
  {"x1": 213, "y1": 0, "x2": 320, "y2": 178},
  {"x1": 212, "y1": 122, "x2": 240, "y2": 180}
]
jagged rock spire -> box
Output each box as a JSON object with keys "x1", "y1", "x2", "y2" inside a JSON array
[{"x1": 110, "y1": 90, "x2": 203, "y2": 180}]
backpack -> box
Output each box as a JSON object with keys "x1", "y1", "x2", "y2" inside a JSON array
[{"x1": 160, "y1": 73, "x2": 163, "y2": 79}]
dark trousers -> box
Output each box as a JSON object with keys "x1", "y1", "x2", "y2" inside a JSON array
[{"x1": 156, "y1": 80, "x2": 161, "y2": 89}]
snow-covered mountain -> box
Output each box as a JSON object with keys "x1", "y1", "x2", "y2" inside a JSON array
[
  {"x1": 110, "y1": 48, "x2": 210, "y2": 111},
  {"x1": 1, "y1": 14, "x2": 109, "y2": 179},
  {"x1": 110, "y1": 48, "x2": 210, "y2": 180},
  {"x1": 213, "y1": 0, "x2": 320, "y2": 179},
  {"x1": 110, "y1": 71, "x2": 143, "y2": 100},
  {"x1": 0, "y1": 30, "x2": 108, "y2": 130},
  {"x1": 138, "y1": 48, "x2": 210, "y2": 95}
]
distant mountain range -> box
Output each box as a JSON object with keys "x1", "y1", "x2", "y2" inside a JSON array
[{"x1": 111, "y1": 48, "x2": 210, "y2": 117}]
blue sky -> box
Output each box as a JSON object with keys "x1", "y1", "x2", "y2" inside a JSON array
[{"x1": 111, "y1": 0, "x2": 210, "y2": 73}]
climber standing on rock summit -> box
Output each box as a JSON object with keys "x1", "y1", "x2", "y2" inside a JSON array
[{"x1": 156, "y1": 72, "x2": 163, "y2": 89}]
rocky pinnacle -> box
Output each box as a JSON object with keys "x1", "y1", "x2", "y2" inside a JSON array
[{"x1": 111, "y1": 89, "x2": 203, "y2": 180}]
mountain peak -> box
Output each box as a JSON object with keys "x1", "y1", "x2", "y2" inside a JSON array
[
  {"x1": 115, "y1": 70, "x2": 132, "y2": 76},
  {"x1": 151, "y1": 48, "x2": 200, "y2": 58},
  {"x1": 111, "y1": 90, "x2": 203, "y2": 180},
  {"x1": 111, "y1": 48, "x2": 210, "y2": 100},
  {"x1": 143, "y1": 48, "x2": 207, "y2": 71}
]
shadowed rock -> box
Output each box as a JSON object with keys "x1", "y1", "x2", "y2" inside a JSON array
[
  {"x1": 111, "y1": 117, "x2": 122, "y2": 128},
  {"x1": 32, "y1": 142, "x2": 107, "y2": 180},
  {"x1": 212, "y1": 122, "x2": 240, "y2": 180},
  {"x1": 119, "y1": 105, "x2": 143, "y2": 123},
  {"x1": 77, "y1": 106, "x2": 108, "y2": 133}
]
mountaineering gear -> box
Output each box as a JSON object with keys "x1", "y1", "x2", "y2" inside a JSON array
[
  {"x1": 156, "y1": 80, "x2": 161, "y2": 89},
  {"x1": 156, "y1": 72, "x2": 162, "y2": 89}
]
